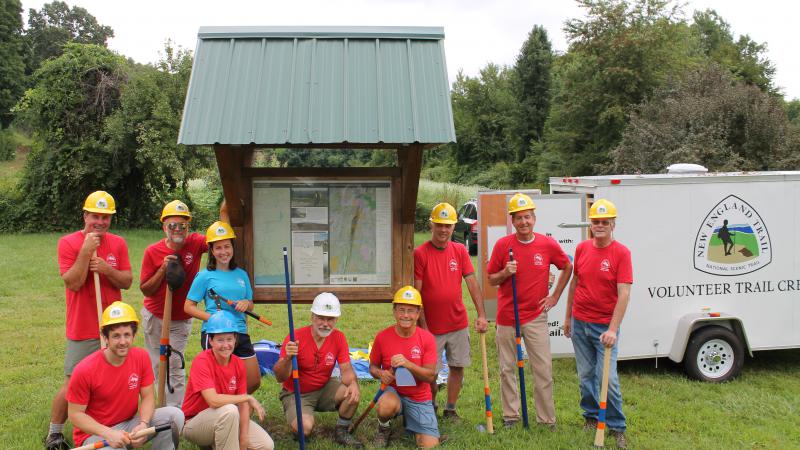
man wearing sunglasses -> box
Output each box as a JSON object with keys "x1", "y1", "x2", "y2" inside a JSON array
[
  {"x1": 275, "y1": 292, "x2": 363, "y2": 447},
  {"x1": 139, "y1": 200, "x2": 208, "y2": 407}
]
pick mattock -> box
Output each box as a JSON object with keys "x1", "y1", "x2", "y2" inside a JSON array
[
  {"x1": 283, "y1": 247, "x2": 306, "y2": 450},
  {"x1": 509, "y1": 248, "x2": 529, "y2": 428},
  {"x1": 480, "y1": 332, "x2": 494, "y2": 433},
  {"x1": 594, "y1": 346, "x2": 612, "y2": 447},
  {"x1": 70, "y1": 421, "x2": 177, "y2": 450},
  {"x1": 92, "y1": 250, "x2": 106, "y2": 348},
  {"x1": 158, "y1": 255, "x2": 186, "y2": 407},
  {"x1": 208, "y1": 288, "x2": 273, "y2": 326},
  {"x1": 350, "y1": 368, "x2": 393, "y2": 433}
]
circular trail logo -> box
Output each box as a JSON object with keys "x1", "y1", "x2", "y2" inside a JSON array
[{"x1": 693, "y1": 195, "x2": 771, "y2": 276}]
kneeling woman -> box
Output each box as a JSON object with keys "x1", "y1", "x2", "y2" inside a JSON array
[
  {"x1": 185, "y1": 221, "x2": 261, "y2": 393},
  {"x1": 182, "y1": 310, "x2": 273, "y2": 449}
]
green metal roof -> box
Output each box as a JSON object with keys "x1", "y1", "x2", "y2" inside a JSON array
[{"x1": 178, "y1": 26, "x2": 456, "y2": 146}]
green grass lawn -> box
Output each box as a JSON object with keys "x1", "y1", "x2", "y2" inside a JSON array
[{"x1": 0, "y1": 230, "x2": 798, "y2": 449}]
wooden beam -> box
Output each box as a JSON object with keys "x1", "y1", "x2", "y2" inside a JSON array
[
  {"x1": 398, "y1": 144, "x2": 423, "y2": 224},
  {"x1": 215, "y1": 145, "x2": 244, "y2": 227},
  {"x1": 254, "y1": 286, "x2": 394, "y2": 303},
  {"x1": 244, "y1": 167, "x2": 400, "y2": 178}
]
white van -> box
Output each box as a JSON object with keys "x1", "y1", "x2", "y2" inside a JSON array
[{"x1": 479, "y1": 170, "x2": 800, "y2": 382}]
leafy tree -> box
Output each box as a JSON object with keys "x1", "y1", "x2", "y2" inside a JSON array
[
  {"x1": 13, "y1": 43, "x2": 127, "y2": 230},
  {"x1": 512, "y1": 25, "x2": 553, "y2": 164},
  {"x1": 0, "y1": 0, "x2": 25, "y2": 129},
  {"x1": 611, "y1": 64, "x2": 798, "y2": 173},
  {"x1": 543, "y1": 0, "x2": 699, "y2": 179},
  {"x1": 690, "y1": 9, "x2": 775, "y2": 93},
  {"x1": 24, "y1": 1, "x2": 113, "y2": 74}
]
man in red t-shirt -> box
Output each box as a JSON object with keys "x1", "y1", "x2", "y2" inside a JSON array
[
  {"x1": 564, "y1": 199, "x2": 632, "y2": 449},
  {"x1": 487, "y1": 193, "x2": 572, "y2": 429},
  {"x1": 369, "y1": 286, "x2": 439, "y2": 448},
  {"x1": 139, "y1": 200, "x2": 209, "y2": 407},
  {"x1": 46, "y1": 191, "x2": 133, "y2": 450},
  {"x1": 414, "y1": 202, "x2": 487, "y2": 419},
  {"x1": 275, "y1": 292, "x2": 362, "y2": 447},
  {"x1": 67, "y1": 302, "x2": 183, "y2": 449}
]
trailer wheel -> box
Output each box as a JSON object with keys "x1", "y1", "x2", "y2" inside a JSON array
[{"x1": 684, "y1": 326, "x2": 744, "y2": 382}]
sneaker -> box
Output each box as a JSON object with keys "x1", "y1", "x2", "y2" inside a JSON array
[
  {"x1": 610, "y1": 430, "x2": 628, "y2": 449},
  {"x1": 334, "y1": 424, "x2": 364, "y2": 448},
  {"x1": 442, "y1": 409, "x2": 461, "y2": 421},
  {"x1": 583, "y1": 417, "x2": 598, "y2": 431},
  {"x1": 44, "y1": 432, "x2": 70, "y2": 450},
  {"x1": 372, "y1": 424, "x2": 392, "y2": 448},
  {"x1": 503, "y1": 418, "x2": 519, "y2": 428}
]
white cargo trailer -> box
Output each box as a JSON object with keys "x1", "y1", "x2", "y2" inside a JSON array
[{"x1": 479, "y1": 171, "x2": 800, "y2": 382}]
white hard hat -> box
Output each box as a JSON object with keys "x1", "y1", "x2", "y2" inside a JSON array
[{"x1": 310, "y1": 292, "x2": 341, "y2": 317}]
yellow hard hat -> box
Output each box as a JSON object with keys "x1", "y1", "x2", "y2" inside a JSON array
[
  {"x1": 101, "y1": 301, "x2": 139, "y2": 328},
  {"x1": 430, "y1": 202, "x2": 457, "y2": 224},
  {"x1": 83, "y1": 191, "x2": 116, "y2": 214},
  {"x1": 588, "y1": 199, "x2": 617, "y2": 219},
  {"x1": 508, "y1": 193, "x2": 536, "y2": 215},
  {"x1": 160, "y1": 200, "x2": 192, "y2": 222},
  {"x1": 206, "y1": 221, "x2": 236, "y2": 244},
  {"x1": 392, "y1": 285, "x2": 423, "y2": 307}
]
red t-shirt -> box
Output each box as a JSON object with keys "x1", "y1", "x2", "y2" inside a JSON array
[
  {"x1": 487, "y1": 233, "x2": 570, "y2": 327},
  {"x1": 58, "y1": 231, "x2": 131, "y2": 340},
  {"x1": 369, "y1": 326, "x2": 437, "y2": 402},
  {"x1": 279, "y1": 326, "x2": 350, "y2": 393},
  {"x1": 414, "y1": 241, "x2": 475, "y2": 335},
  {"x1": 572, "y1": 240, "x2": 633, "y2": 324},
  {"x1": 182, "y1": 349, "x2": 246, "y2": 420},
  {"x1": 66, "y1": 348, "x2": 153, "y2": 445},
  {"x1": 141, "y1": 233, "x2": 207, "y2": 321}
]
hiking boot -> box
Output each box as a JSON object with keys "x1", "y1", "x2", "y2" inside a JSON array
[
  {"x1": 442, "y1": 409, "x2": 461, "y2": 421},
  {"x1": 372, "y1": 424, "x2": 392, "y2": 448},
  {"x1": 503, "y1": 418, "x2": 519, "y2": 428},
  {"x1": 44, "y1": 432, "x2": 70, "y2": 450},
  {"x1": 335, "y1": 424, "x2": 364, "y2": 448},
  {"x1": 610, "y1": 430, "x2": 628, "y2": 449},
  {"x1": 583, "y1": 417, "x2": 598, "y2": 431}
]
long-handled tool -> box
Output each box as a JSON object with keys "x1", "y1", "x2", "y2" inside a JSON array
[
  {"x1": 594, "y1": 346, "x2": 612, "y2": 447},
  {"x1": 350, "y1": 381, "x2": 389, "y2": 433},
  {"x1": 158, "y1": 256, "x2": 185, "y2": 407},
  {"x1": 70, "y1": 421, "x2": 175, "y2": 450},
  {"x1": 480, "y1": 332, "x2": 495, "y2": 434},
  {"x1": 283, "y1": 247, "x2": 306, "y2": 450},
  {"x1": 208, "y1": 288, "x2": 273, "y2": 326},
  {"x1": 92, "y1": 250, "x2": 105, "y2": 348},
  {"x1": 509, "y1": 248, "x2": 529, "y2": 428}
]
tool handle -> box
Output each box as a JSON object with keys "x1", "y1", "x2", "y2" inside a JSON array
[
  {"x1": 69, "y1": 423, "x2": 167, "y2": 450},
  {"x1": 227, "y1": 299, "x2": 273, "y2": 326},
  {"x1": 508, "y1": 248, "x2": 528, "y2": 427},
  {"x1": 480, "y1": 333, "x2": 494, "y2": 434},
  {"x1": 92, "y1": 250, "x2": 106, "y2": 348},
  {"x1": 349, "y1": 383, "x2": 387, "y2": 432},
  {"x1": 157, "y1": 287, "x2": 173, "y2": 407},
  {"x1": 594, "y1": 347, "x2": 612, "y2": 447},
  {"x1": 283, "y1": 247, "x2": 306, "y2": 450}
]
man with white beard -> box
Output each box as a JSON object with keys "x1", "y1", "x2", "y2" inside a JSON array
[{"x1": 274, "y1": 293, "x2": 363, "y2": 447}]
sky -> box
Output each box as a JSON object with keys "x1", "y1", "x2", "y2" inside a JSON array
[{"x1": 19, "y1": 0, "x2": 800, "y2": 100}]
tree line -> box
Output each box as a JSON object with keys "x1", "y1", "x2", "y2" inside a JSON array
[{"x1": 0, "y1": 0, "x2": 798, "y2": 232}]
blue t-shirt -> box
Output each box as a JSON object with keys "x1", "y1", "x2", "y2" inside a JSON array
[{"x1": 187, "y1": 267, "x2": 252, "y2": 334}]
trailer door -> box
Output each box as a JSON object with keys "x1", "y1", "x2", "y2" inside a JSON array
[{"x1": 478, "y1": 192, "x2": 585, "y2": 357}]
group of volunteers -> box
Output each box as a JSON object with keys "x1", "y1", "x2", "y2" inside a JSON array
[{"x1": 43, "y1": 189, "x2": 632, "y2": 449}]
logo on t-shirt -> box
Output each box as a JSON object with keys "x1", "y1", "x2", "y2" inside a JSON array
[
  {"x1": 534, "y1": 253, "x2": 543, "y2": 266},
  {"x1": 410, "y1": 345, "x2": 421, "y2": 360},
  {"x1": 228, "y1": 376, "x2": 238, "y2": 392},
  {"x1": 448, "y1": 258, "x2": 458, "y2": 272},
  {"x1": 600, "y1": 259, "x2": 611, "y2": 272},
  {"x1": 237, "y1": 277, "x2": 246, "y2": 288},
  {"x1": 184, "y1": 253, "x2": 194, "y2": 266},
  {"x1": 324, "y1": 352, "x2": 335, "y2": 366},
  {"x1": 107, "y1": 254, "x2": 118, "y2": 267},
  {"x1": 127, "y1": 373, "x2": 139, "y2": 390}
]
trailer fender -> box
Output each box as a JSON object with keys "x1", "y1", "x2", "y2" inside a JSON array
[{"x1": 668, "y1": 313, "x2": 752, "y2": 363}]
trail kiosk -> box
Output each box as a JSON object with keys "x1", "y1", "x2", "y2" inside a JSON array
[{"x1": 178, "y1": 26, "x2": 455, "y2": 303}]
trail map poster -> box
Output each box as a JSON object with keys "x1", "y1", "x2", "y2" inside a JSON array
[{"x1": 252, "y1": 180, "x2": 391, "y2": 286}]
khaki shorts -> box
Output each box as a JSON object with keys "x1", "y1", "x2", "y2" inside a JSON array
[
  {"x1": 435, "y1": 327, "x2": 471, "y2": 372},
  {"x1": 64, "y1": 339, "x2": 100, "y2": 376},
  {"x1": 279, "y1": 378, "x2": 342, "y2": 424}
]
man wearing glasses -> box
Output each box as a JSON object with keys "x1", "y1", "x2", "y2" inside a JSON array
[
  {"x1": 275, "y1": 292, "x2": 363, "y2": 447},
  {"x1": 563, "y1": 199, "x2": 632, "y2": 449},
  {"x1": 139, "y1": 200, "x2": 208, "y2": 407}
]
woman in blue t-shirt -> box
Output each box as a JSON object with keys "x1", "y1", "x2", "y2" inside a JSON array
[{"x1": 185, "y1": 221, "x2": 261, "y2": 393}]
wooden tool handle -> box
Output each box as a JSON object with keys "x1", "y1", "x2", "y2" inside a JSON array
[
  {"x1": 92, "y1": 250, "x2": 105, "y2": 348},
  {"x1": 157, "y1": 288, "x2": 173, "y2": 407},
  {"x1": 594, "y1": 346, "x2": 612, "y2": 447}
]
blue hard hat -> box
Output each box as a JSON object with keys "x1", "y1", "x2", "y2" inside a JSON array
[{"x1": 205, "y1": 310, "x2": 239, "y2": 334}]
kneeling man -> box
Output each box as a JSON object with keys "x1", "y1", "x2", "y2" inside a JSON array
[
  {"x1": 275, "y1": 292, "x2": 362, "y2": 447},
  {"x1": 67, "y1": 302, "x2": 183, "y2": 449}
]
